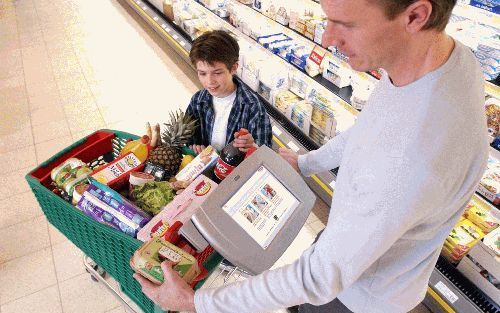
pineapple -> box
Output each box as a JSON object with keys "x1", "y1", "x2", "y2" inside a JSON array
[{"x1": 148, "y1": 110, "x2": 198, "y2": 177}]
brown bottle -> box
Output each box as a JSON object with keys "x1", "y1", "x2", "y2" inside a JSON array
[{"x1": 213, "y1": 129, "x2": 249, "y2": 182}]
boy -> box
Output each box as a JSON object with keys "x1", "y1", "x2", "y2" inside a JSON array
[{"x1": 186, "y1": 30, "x2": 272, "y2": 153}]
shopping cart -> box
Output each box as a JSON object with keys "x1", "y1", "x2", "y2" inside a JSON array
[{"x1": 25, "y1": 129, "x2": 224, "y2": 313}]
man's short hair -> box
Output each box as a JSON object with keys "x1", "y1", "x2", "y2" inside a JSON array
[
  {"x1": 189, "y1": 30, "x2": 239, "y2": 70},
  {"x1": 373, "y1": 0, "x2": 457, "y2": 32}
]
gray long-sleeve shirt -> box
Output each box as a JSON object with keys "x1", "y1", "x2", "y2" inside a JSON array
[{"x1": 194, "y1": 40, "x2": 488, "y2": 313}]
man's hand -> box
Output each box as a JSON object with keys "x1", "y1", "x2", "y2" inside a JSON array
[
  {"x1": 279, "y1": 148, "x2": 300, "y2": 172},
  {"x1": 233, "y1": 128, "x2": 255, "y2": 152},
  {"x1": 133, "y1": 261, "x2": 196, "y2": 312},
  {"x1": 189, "y1": 144, "x2": 206, "y2": 155}
]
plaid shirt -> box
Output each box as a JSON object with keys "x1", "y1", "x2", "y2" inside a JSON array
[{"x1": 186, "y1": 77, "x2": 272, "y2": 148}]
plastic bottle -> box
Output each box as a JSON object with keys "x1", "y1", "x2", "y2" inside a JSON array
[
  {"x1": 120, "y1": 135, "x2": 151, "y2": 162},
  {"x1": 213, "y1": 129, "x2": 249, "y2": 182}
]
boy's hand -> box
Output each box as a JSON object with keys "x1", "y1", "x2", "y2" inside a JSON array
[
  {"x1": 279, "y1": 148, "x2": 300, "y2": 172},
  {"x1": 233, "y1": 128, "x2": 255, "y2": 152},
  {"x1": 134, "y1": 261, "x2": 196, "y2": 312},
  {"x1": 189, "y1": 145, "x2": 206, "y2": 155}
]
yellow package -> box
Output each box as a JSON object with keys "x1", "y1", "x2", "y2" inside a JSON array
[
  {"x1": 464, "y1": 198, "x2": 499, "y2": 234},
  {"x1": 446, "y1": 219, "x2": 485, "y2": 253}
]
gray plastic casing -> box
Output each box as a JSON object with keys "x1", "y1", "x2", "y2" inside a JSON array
[{"x1": 191, "y1": 145, "x2": 316, "y2": 275}]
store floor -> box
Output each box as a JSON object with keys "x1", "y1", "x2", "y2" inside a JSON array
[{"x1": 0, "y1": 0, "x2": 430, "y2": 312}]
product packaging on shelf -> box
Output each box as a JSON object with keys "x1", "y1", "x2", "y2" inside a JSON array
[
  {"x1": 290, "y1": 100, "x2": 313, "y2": 135},
  {"x1": 289, "y1": 69, "x2": 310, "y2": 98},
  {"x1": 163, "y1": 0, "x2": 175, "y2": 21},
  {"x1": 273, "y1": 90, "x2": 300, "y2": 116},
  {"x1": 313, "y1": 20, "x2": 326, "y2": 45},
  {"x1": 257, "y1": 59, "x2": 290, "y2": 102},
  {"x1": 305, "y1": 45, "x2": 327, "y2": 77},
  {"x1": 350, "y1": 72, "x2": 377, "y2": 111},
  {"x1": 138, "y1": 175, "x2": 218, "y2": 242},
  {"x1": 442, "y1": 219, "x2": 485, "y2": 264},
  {"x1": 464, "y1": 196, "x2": 500, "y2": 234},
  {"x1": 477, "y1": 156, "x2": 500, "y2": 206},
  {"x1": 307, "y1": 88, "x2": 338, "y2": 138},
  {"x1": 322, "y1": 56, "x2": 352, "y2": 88}
]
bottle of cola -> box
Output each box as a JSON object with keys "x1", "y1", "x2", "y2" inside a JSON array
[{"x1": 213, "y1": 129, "x2": 249, "y2": 183}]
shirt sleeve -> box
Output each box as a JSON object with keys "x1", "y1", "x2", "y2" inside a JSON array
[
  {"x1": 186, "y1": 94, "x2": 203, "y2": 146},
  {"x1": 247, "y1": 101, "x2": 272, "y2": 147},
  {"x1": 194, "y1": 158, "x2": 444, "y2": 313},
  {"x1": 298, "y1": 127, "x2": 353, "y2": 177}
]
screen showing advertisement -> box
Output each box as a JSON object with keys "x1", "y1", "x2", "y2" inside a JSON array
[{"x1": 222, "y1": 166, "x2": 300, "y2": 249}]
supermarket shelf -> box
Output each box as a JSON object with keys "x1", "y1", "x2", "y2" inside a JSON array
[
  {"x1": 424, "y1": 257, "x2": 500, "y2": 313},
  {"x1": 230, "y1": 0, "x2": 380, "y2": 83},
  {"x1": 122, "y1": 2, "x2": 497, "y2": 313}
]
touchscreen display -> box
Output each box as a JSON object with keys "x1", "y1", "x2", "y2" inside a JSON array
[{"x1": 222, "y1": 165, "x2": 300, "y2": 249}]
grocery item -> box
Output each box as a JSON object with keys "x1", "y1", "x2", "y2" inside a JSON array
[
  {"x1": 131, "y1": 181, "x2": 175, "y2": 216},
  {"x1": 77, "y1": 181, "x2": 152, "y2": 237},
  {"x1": 130, "y1": 237, "x2": 201, "y2": 284},
  {"x1": 477, "y1": 156, "x2": 500, "y2": 205},
  {"x1": 72, "y1": 183, "x2": 89, "y2": 206},
  {"x1": 442, "y1": 219, "x2": 485, "y2": 263},
  {"x1": 485, "y1": 97, "x2": 500, "y2": 139},
  {"x1": 51, "y1": 158, "x2": 92, "y2": 197},
  {"x1": 213, "y1": 129, "x2": 248, "y2": 182},
  {"x1": 90, "y1": 152, "x2": 143, "y2": 188},
  {"x1": 120, "y1": 135, "x2": 150, "y2": 163},
  {"x1": 129, "y1": 172, "x2": 155, "y2": 195},
  {"x1": 290, "y1": 100, "x2": 313, "y2": 135},
  {"x1": 138, "y1": 175, "x2": 218, "y2": 242},
  {"x1": 274, "y1": 90, "x2": 300, "y2": 116},
  {"x1": 175, "y1": 146, "x2": 219, "y2": 182},
  {"x1": 148, "y1": 110, "x2": 198, "y2": 178},
  {"x1": 464, "y1": 196, "x2": 499, "y2": 234},
  {"x1": 179, "y1": 154, "x2": 195, "y2": 171}
]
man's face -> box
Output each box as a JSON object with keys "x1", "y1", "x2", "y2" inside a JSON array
[
  {"x1": 195, "y1": 61, "x2": 237, "y2": 97},
  {"x1": 321, "y1": 0, "x2": 406, "y2": 72}
]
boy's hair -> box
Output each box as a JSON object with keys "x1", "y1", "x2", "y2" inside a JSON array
[
  {"x1": 372, "y1": 0, "x2": 456, "y2": 32},
  {"x1": 189, "y1": 30, "x2": 239, "y2": 70}
]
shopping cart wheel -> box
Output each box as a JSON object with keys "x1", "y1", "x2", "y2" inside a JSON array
[{"x1": 83, "y1": 256, "x2": 107, "y2": 282}]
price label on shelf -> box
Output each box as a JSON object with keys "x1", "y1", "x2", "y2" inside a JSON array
[
  {"x1": 161, "y1": 23, "x2": 166, "y2": 28},
  {"x1": 136, "y1": 0, "x2": 140, "y2": 4},
  {"x1": 172, "y1": 34, "x2": 179, "y2": 40},
  {"x1": 287, "y1": 141, "x2": 300, "y2": 153},
  {"x1": 142, "y1": 6, "x2": 147, "y2": 10},
  {"x1": 272, "y1": 125, "x2": 282, "y2": 136},
  {"x1": 434, "y1": 281, "x2": 458, "y2": 304},
  {"x1": 179, "y1": 41, "x2": 186, "y2": 47},
  {"x1": 153, "y1": 16, "x2": 158, "y2": 21},
  {"x1": 329, "y1": 180, "x2": 336, "y2": 189}
]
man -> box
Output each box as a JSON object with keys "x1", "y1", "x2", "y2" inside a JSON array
[
  {"x1": 185, "y1": 30, "x2": 272, "y2": 153},
  {"x1": 134, "y1": 1, "x2": 488, "y2": 312}
]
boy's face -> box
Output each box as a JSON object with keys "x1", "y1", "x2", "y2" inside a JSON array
[
  {"x1": 195, "y1": 61, "x2": 238, "y2": 98},
  {"x1": 321, "y1": 0, "x2": 407, "y2": 72}
]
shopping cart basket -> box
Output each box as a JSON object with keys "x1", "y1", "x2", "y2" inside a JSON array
[{"x1": 25, "y1": 129, "x2": 223, "y2": 313}]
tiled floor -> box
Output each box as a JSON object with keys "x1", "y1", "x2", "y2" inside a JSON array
[{"x1": 0, "y1": 0, "x2": 431, "y2": 312}]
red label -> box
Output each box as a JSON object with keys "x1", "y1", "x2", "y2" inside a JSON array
[
  {"x1": 194, "y1": 180, "x2": 212, "y2": 196},
  {"x1": 214, "y1": 158, "x2": 236, "y2": 181}
]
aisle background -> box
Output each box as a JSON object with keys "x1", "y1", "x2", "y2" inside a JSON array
[{"x1": 0, "y1": 0, "x2": 428, "y2": 312}]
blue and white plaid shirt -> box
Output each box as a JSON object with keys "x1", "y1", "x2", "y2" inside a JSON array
[{"x1": 186, "y1": 77, "x2": 272, "y2": 148}]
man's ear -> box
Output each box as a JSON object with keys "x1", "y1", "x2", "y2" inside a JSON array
[
  {"x1": 404, "y1": 0, "x2": 433, "y2": 33},
  {"x1": 230, "y1": 62, "x2": 239, "y2": 75}
]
